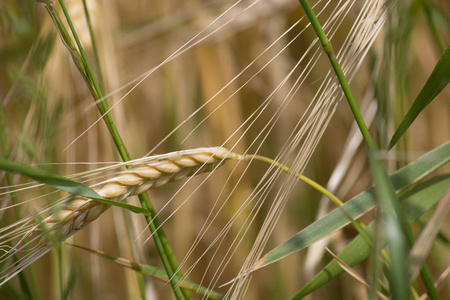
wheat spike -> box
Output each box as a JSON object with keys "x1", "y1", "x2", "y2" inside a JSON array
[{"x1": 38, "y1": 147, "x2": 238, "y2": 245}]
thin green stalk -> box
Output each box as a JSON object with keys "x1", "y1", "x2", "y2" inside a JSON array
[
  {"x1": 57, "y1": 0, "x2": 130, "y2": 160},
  {"x1": 81, "y1": 0, "x2": 106, "y2": 92},
  {"x1": 57, "y1": 0, "x2": 102, "y2": 95},
  {"x1": 243, "y1": 154, "x2": 369, "y2": 243},
  {"x1": 44, "y1": 1, "x2": 148, "y2": 297},
  {"x1": 46, "y1": 1, "x2": 191, "y2": 298},
  {"x1": 42, "y1": 4, "x2": 91, "y2": 89},
  {"x1": 79, "y1": 1, "x2": 147, "y2": 296},
  {"x1": 297, "y1": 1, "x2": 439, "y2": 299}
]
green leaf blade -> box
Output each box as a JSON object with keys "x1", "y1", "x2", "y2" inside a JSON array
[
  {"x1": 0, "y1": 159, "x2": 149, "y2": 215},
  {"x1": 0, "y1": 158, "x2": 103, "y2": 200}
]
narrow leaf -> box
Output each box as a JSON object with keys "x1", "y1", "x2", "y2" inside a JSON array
[
  {"x1": 388, "y1": 45, "x2": 450, "y2": 149},
  {"x1": 0, "y1": 159, "x2": 149, "y2": 215},
  {"x1": 0, "y1": 158, "x2": 103, "y2": 200}
]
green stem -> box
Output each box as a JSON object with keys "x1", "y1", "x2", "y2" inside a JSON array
[
  {"x1": 43, "y1": 4, "x2": 93, "y2": 97},
  {"x1": 297, "y1": 1, "x2": 439, "y2": 299},
  {"x1": 57, "y1": 0, "x2": 131, "y2": 160},
  {"x1": 81, "y1": 0, "x2": 106, "y2": 92},
  {"x1": 50, "y1": 0, "x2": 148, "y2": 297},
  {"x1": 79, "y1": 2, "x2": 148, "y2": 297},
  {"x1": 44, "y1": 1, "x2": 190, "y2": 299}
]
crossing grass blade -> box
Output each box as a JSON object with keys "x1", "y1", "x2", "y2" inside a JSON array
[{"x1": 0, "y1": 158, "x2": 104, "y2": 201}]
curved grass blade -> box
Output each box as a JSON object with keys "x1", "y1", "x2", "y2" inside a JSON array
[
  {"x1": 388, "y1": 45, "x2": 450, "y2": 149},
  {"x1": 0, "y1": 158, "x2": 149, "y2": 214},
  {"x1": 251, "y1": 141, "x2": 450, "y2": 272},
  {"x1": 288, "y1": 174, "x2": 450, "y2": 299},
  {"x1": 68, "y1": 244, "x2": 228, "y2": 300}
]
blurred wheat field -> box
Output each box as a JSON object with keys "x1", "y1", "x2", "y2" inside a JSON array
[{"x1": 1, "y1": 0, "x2": 449, "y2": 299}]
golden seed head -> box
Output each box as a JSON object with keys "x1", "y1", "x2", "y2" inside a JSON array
[{"x1": 40, "y1": 146, "x2": 236, "y2": 245}]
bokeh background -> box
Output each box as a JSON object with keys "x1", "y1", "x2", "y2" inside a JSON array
[{"x1": 1, "y1": 0, "x2": 449, "y2": 299}]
